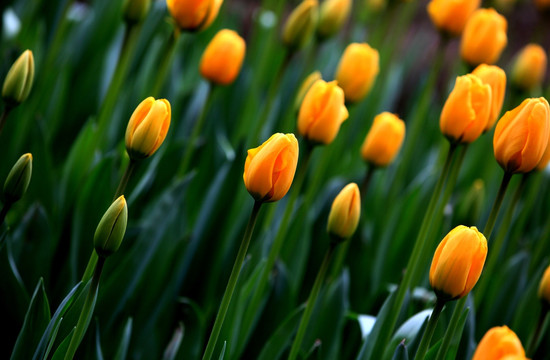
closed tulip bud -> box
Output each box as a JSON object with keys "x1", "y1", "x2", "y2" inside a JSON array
[
  {"x1": 3, "y1": 153, "x2": 32, "y2": 204},
  {"x1": 122, "y1": 0, "x2": 151, "y2": 24},
  {"x1": 427, "y1": 0, "x2": 480, "y2": 36},
  {"x1": 537, "y1": 141, "x2": 550, "y2": 170},
  {"x1": 200, "y1": 29, "x2": 246, "y2": 85},
  {"x1": 243, "y1": 133, "x2": 299, "y2": 203},
  {"x1": 360, "y1": 112, "x2": 406, "y2": 167},
  {"x1": 297, "y1": 80, "x2": 348, "y2": 145},
  {"x1": 282, "y1": 0, "x2": 318, "y2": 50},
  {"x1": 494, "y1": 98, "x2": 550, "y2": 173},
  {"x1": 440, "y1": 74, "x2": 492, "y2": 143},
  {"x1": 512, "y1": 44, "x2": 547, "y2": 91},
  {"x1": 125, "y1": 97, "x2": 171, "y2": 160},
  {"x1": 429, "y1": 225, "x2": 487, "y2": 301},
  {"x1": 2, "y1": 50, "x2": 34, "y2": 106},
  {"x1": 365, "y1": 0, "x2": 387, "y2": 13},
  {"x1": 294, "y1": 71, "x2": 322, "y2": 112},
  {"x1": 460, "y1": 8, "x2": 507, "y2": 67},
  {"x1": 335, "y1": 43, "x2": 380, "y2": 103},
  {"x1": 538, "y1": 265, "x2": 550, "y2": 307},
  {"x1": 317, "y1": 0, "x2": 352, "y2": 40},
  {"x1": 327, "y1": 183, "x2": 360, "y2": 241},
  {"x1": 94, "y1": 196, "x2": 128, "y2": 257},
  {"x1": 472, "y1": 326, "x2": 526, "y2": 360},
  {"x1": 501, "y1": 356, "x2": 529, "y2": 360},
  {"x1": 166, "y1": 0, "x2": 223, "y2": 32},
  {"x1": 472, "y1": 64, "x2": 507, "y2": 131}
]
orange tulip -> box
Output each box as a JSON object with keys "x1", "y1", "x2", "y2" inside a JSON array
[
  {"x1": 440, "y1": 74, "x2": 492, "y2": 143},
  {"x1": 512, "y1": 44, "x2": 547, "y2": 91},
  {"x1": 294, "y1": 71, "x2": 322, "y2": 112},
  {"x1": 472, "y1": 326, "x2": 526, "y2": 360},
  {"x1": 493, "y1": 98, "x2": 550, "y2": 173},
  {"x1": 243, "y1": 133, "x2": 299, "y2": 203},
  {"x1": 427, "y1": 0, "x2": 480, "y2": 36},
  {"x1": 200, "y1": 29, "x2": 246, "y2": 85},
  {"x1": 166, "y1": 0, "x2": 223, "y2": 31},
  {"x1": 539, "y1": 265, "x2": 550, "y2": 306},
  {"x1": 335, "y1": 43, "x2": 380, "y2": 103},
  {"x1": 429, "y1": 225, "x2": 487, "y2": 301},
  {"x1": 535, "y1": 0, "x2": 550, "y2": 11},
  {"x1": 360, "y1": 112, "x2": 406, "y2": 167},
  {"x1": 460, "y1": 8, "x2": 507, "y2": 66},
  {"x1": 297, "y1": 79, "x2": 348, "y2": 145},
  {"x1": 327, "y1": 183, "x2": 361, "y2": 240},
  {"x1": 472, "y1": 64, "x2": 507, "y2": 131},
  {"x1": 537, "y1": 141, "x2": 550, "y2": 170}
]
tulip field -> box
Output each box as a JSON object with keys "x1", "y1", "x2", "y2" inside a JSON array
[{"x1": 2, "y1": 0, "x2": 550, "y2": 359}]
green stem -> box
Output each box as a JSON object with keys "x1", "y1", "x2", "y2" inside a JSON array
[
  {"x1": 527, "y1": 305, "x2": 549, "y2": 357},
  {"x1": 435, "y1": 297, "x2": 467, "y2": 360},
  {"x1": 150, "y1": 29, "x2": 180, "y2": 99},
  {"x1": 0, "y1": 202, "x2": 12, "y2": 227},
  {"x1": 114, "y1": 159, "x2": 137, "y2": 200},
  {"x1": 64, "y1": 256, "x2": 105, "y2": 360},
  {"x1": 288, "y1": 243, "x2": 336, "y2": 360},
  {"x1": 415, "y1": 299, "x2": 445, "y2": 360},
  {"x1": 360, "y1": 165, "x2": 376, "y2": 200},
  {"x1": 482, "y1": 172, "x2": 513, "y2": 239},
  {"x1": 0, "y1": 105, "x2": 12, "y2": 136},
  {"x1": 202, "y1": 201, "x2": 263, "y2": 360},
  {"x1": 81, "y1": 251, "x2": 98, "y2": 283}
]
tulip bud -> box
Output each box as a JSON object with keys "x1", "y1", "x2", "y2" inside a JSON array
[
  {"x1": 440, "y1": 74, "x2": 492, "y2": 144},
  {"x1": 538, "y1": 265, "x2": 550, "y2": 307},
  {"x1": 294, "y1": 71, "x2": 322, "y2": 112},
  {"x1": 200, "y1": 29, "x2": 246, "y2": 85},
  {"x1": 429, "y1": 225, "x2": 487, "y2": 301},
  {"x1": 472, "y1": 64, "x2": 507, "y2": 131},
  {"x1": 427, "y1": 0, "x2": 480, "y2": 36},
  {"x1": 455, "y1": 179, "x2": 485, "y2": 226},
  {"x1": 365, "y1": 0, "x2": 387, "y2": 13},
  {"x1": 2, "y1": 50, "x2": 34, "y2": 107},
  {"x1": 360, "y1": 112, "x2": 405, "y2": 167},
  {"x1": 460, "y1": 8, "x2": 507, "y2": 67},
  {"x1": 3, "y1": 153, "x2": 32, "y2": 204},
  {"x1": 493, "y1": 98, "x2": 550, "y2": 173},
  {"x1": 243, "y1": 133, "x2": 299, "y2": 203},
  {"x1": 472, "y1": 326, "x2": 526, "y2": 360},
  {"x1": 297, "y1": 80, "x2": 348, "y2": 145},
  {"x1": 317, "y1": 0, "x2": 352, "y2": 40},
  {"x1": 327, "y1": 183, "x2": 360, "y2": 241},
  {"x1": 282, "y1": 0, "x2": 318, "y2": 50},
  {"x1": 122, "y1": 0, "x2": 151, "y2": 24},
  {"x1": 500, "y1": 356, "x2": 529, "y2": 360},
  {"x1": 537, "y1": 141, "x2": 550, "y2": 170},
  {"x1": 125, "y1": 97, "x2": 171, "y2": 160},
  {"x1": 535, "y1": 0, "x2": 550, "y2": 11},
  {"x1": 166, "y1": 0, "x2": 223, "y2": 32},
  {"x1": 94, "y1": 196, "x2": 128, "y2": 257},
  {"x1": 335, "y1": 43, "x2": 380, "y2": 103},
  {"x1": 511, "y1": 44, "x2": 547, "y2": 92}
]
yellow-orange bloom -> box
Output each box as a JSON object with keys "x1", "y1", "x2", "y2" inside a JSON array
[
  {"x1": 472, "y1": 326, "x2": 526, "y2": 360},
  {"x1": 125, "y1": 97, "x2": 171, "y2": 160},
  {"x1": 429, "y1": 225, "x2": 487, "y2": 301},
  {"x1": 294, "y1": 71, "x2": 322, "y2": 112},
  {"x1": 538, "y1": 265, "x2": 550, "y2": 306},
  {"x1": 317, "y1": 0, "x2": 352, "y2": 39},
  {"x1": 327, "y1": 183, "x2": 361, "y2": 240},
  {"x1": 535, "y1": 0, "x2": 550, "y2": 11},
  {"x1": 460, "y1": 8, "x2": 507, "y2": 66},
  {"x1": 472, "y1": 64, "x2": 507, "y2": 131},
  {"x1": 493, "y1": 98, "x2": 550, "y2": 173},
  {"x1": 427, "y1": 0, "x2": 480, "y2": 36},
  {"x1": 200, "y1": 29, "x2": 246, "y2": 85},
  {"x1": 243, "y1": 133, "x2": 299, "y2": 202},
  {"x1": 166, "y1": 0, "x2": 223, "y2": 31},
  {"x1": 360, "y1": 112, "x2": 406, "y2": 167},
  {"x1": 335, "y1": 43, "x2": 380, "y2": 103},
  {"x1": 537, "y1": 141, "x2": 550, "y2": 170},
  {"x1": 440, "y1": 74, "x2": 492, "y2": 143},
  {"x1": 297, "y1": 79, "x2": 348, "y2": 145},
  {"x1": 282, "y1": 0, "x2": 318, "y2": 49},
  {"x1": 512, "y1": 44, "x2": 547, "y2": 91}
]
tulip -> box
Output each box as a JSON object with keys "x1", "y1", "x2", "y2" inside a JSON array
[
  {"x1": 535, "y1": 0, "x2": 550, "y2": 11},
  {"x1": 440, "y1": 74, "x2": 492, "y2": 143},
  {"x1": 294, "y1": 71, "x2": 322, "y2": 112},
  {"x1": 493, "y1": 98, "x2": 550, "y2": 173},
  {"x1": 365, "y1": 0, "x2": 387, "y2": 12},
  {"x1": 460, "y1": 8, "x2": 507, "y2": 66},
  {"x1": 94, "y1": 196, "x2": 128, "y2": 258},
  {"x1": 429, "y1": 225, "x2": 487, "y2": 301},
  {"x1": 335, "y1": 43, "x2": 380, "y2": 103},
  {"x1": 472, "y1": 326, "x2": 526, "y2": 360},
  {"x1": 3, "y1": 153, "x2": 32, "y2": 204},
  {"x1": 360, "y1": 112, "x2": 405, "y2": 167},
  {"x1": 123, "y1": 0, "x2": 151, "y2": 24},
  {"x1": 317, "y1": 0, "x2": 352, "y2": 40},
  {"x1": 125, "y1": 97, "x2": 171, "y2": 160},
  {"x1": 539, "y1": 265, "x2": 550, "y2": 306},
  {"x1": 166, "y1": 0, "x2": 223, "y2": 32},
  {"x1": 512, "y1": 44, "x2": 547, "y2": 91},
  {"x1": 327, "y1": 183, "x2": 361, "y2": 241},
  {"x1": 200, "y1": 29, "x2": 246, "y2": 85},
  {"x1": 2, "y1": 50, "x2": 34, "y2": 106},
  {"x1": 537, "y1": 142, "x2": 550, "y2": 170},
  {"x1": 297, "y1": 80, "x2": 348, "y2": 145},
  {"x1": 427, "y1": 0, "x2": 480, "y2": 36},
  {"x1": 282, "y1": 0, "x2": 318, "y2": 50},
  {"x1": 472, "y1": 64, "x2": 507, "y2": 131},
  {"x1": 243, "y1": 133, "x2": 299, "y2": 203}
]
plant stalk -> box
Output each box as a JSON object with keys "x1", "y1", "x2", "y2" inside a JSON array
[
  {"x1": 150, "y1": 29, "x2": 181, "y2": 98},
  {"x1": 114, "y1": 159, "x2": 137, "y2": 200},
  {"x1": 415, "y1": 299, "x2": 445, "y2": 360}
]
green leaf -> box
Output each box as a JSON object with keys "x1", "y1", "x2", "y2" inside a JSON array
[
  {"x1": 162, "y1": 322, "x2": 184, "y2": 360},
  {"x1": 383, "y1": 309, "x2": 431, "y2": 360},
  {"x1": 257, "y1": 305, "x2": 305, "y2": 360},
  {"x1": 218, "y1": 342, "x2": 227, "y2": 360},
  {"x1": 114, "y1": 318, "x2": 133, "y2": 360},
  {"x1": 391, "y1": 341, "x2": 409, "y2": 360},
  {"x1": 50, "y1": 328, "x2": 76, "y2": 360}
]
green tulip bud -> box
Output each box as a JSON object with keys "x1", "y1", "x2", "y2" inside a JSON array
[
  {"x1": 282, "y1": 0, "x2": 318, "y2": 50},
  {"x1": 122, "y1": 0, "x2": 151, "y2": 24},
  {"x1": 317, "y1": 0, "x2": 351, "y2": 40},
  {"x1": 94, "y1": 196, "x2": 128, "y2": 257},
  {"x1": 3, "y1": 153, "x2": 32, "y2": 204},
  {"x1": 2, "y1": 50, "x2": 35, "y2": 106}
]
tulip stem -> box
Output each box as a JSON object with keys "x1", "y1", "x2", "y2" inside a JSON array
[
  {"x1": 0, "y1": 201, "x2": 13, "y2": 228},
  {"x1": 415, "y1": 299, "x2": 445, "y2": 360},
  {"x1": 288, "y1": 243, "x2": 336, "y2": 360},
  {"x1": 482, "y1": 171, "x2": 513, "y2": 240},
  {"x1": 0, "y1": 105, "x2": 12, "y2": 137},
  {"x1": 150, "y1": 28, "x2": 181, "y2": 98},
  {"x1": 114, "y1": 159, "x2": 137, "y2": 200},
  {"x1": 64, "y1": 256, "x2": 105, "y2": 360},
  {"x1": 435, "y1": 296, "x2": 467, "y2": 360},
  {"x1": 81, "y1": 251, "x2": 98, "y2": 283},
  {"x1": 202, "y1": 200, "x2": 263, "y2": 360},
  {"x1": 527, "y1": 305, "x2": 549, "y2": 357},
  {"x1": 360, "y1": 165, "x2": 376, "y2": 200}
]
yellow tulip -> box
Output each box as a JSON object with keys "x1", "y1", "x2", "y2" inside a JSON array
[
  {"x1": 537, "y1": 141, "x2": 550, "y2": 170},
  {"x1": 538, "y1": 265, "x2": 550, "y2": 306},
  {"x1": 166, "y1": 0, "x2": 223, "y2": 31},
  {"x1": 282, "y1": 0, "x2": 318, "y2": 49},
  {"x1": 460, "y1": 8, "x2": 507, "y2": 66},
  {"x1": 472, "y1": 64, "x2": 507, "y2": 131},
  {"x1": 200, "y1": 29, "x2": 246, "y2": 85},
  {"x1": 2, "y1": 50, "x2": 34, "y2": 106},
  {"x1": 360, "y1": 112, "x2": 405, "y2": 167},
  {"x1": 472, "y1": 326, "x2": 526, "y2": 360},
  {"x1": 123, "y1": 0, "x2": 151, "y2": 24},
  {"x1": 317, "y1": 0, "x2": 352, "y2": 40},
  {"x1": 327, "y1": 183, "x2": 360, "y2": 240},
  {"x1": 427, "y1": 0, "x2": 480, "y2": 36},
  {"x1": 3, "y1": 153, "x2": 32, "y2": 204},
  {"x1": 335, "y1": 43, "x2": 380, "y2": 103},
  {"x1": 512, "y1": 44, "x2": 547, "y2": 91},
  {"x1": 294, "y1": 71, "x2": 322, "y2": 112}
]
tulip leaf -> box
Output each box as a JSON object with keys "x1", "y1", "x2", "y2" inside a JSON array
[
  {"x1": 391, "y1": 341, "x2": 409, "y2": 360},
  {"x1": 257, "y1": 304, "x2": 305, "y2": 360},
  {"x1": 218, "y1": 342, "x2": 227, "y2": 360},
  {"x1": 50, "y1": 328, "x2": 75, "y2": 360},
  {"x1": 113, "y1": 318, "x2": 133, "y2": 360},
  {"x1": 162, "y1": 322, "x2": 184, "y2": 360},
  {"x1": 383, "y1": 309, "x2": 431, "y2": 360}
]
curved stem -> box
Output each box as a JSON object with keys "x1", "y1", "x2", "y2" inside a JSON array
[
  {"x1": 527, "y1": 305, "x2": 549, "y2": 357},
  {"x1": 0, "y1": 105, "x2": 13, "y2": 137},
  {"x1": 435, "y1": 296, "x2": 467, "y2": 360},
  {"x1": 415, "y1": 299, "x2": 445, "y2": 360},
  {"x1": 483, "y1": 172, "x2": 513, "y2": 239},
  {"x1": 150, "y1": 29, "x2": 180, "y2": 99},
  {"x1": 202, "y1": 201, "x2": 263, "y2": 360},
  {"x1": 114, "y1": 159, "x2": 137, "y2": 200}
]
